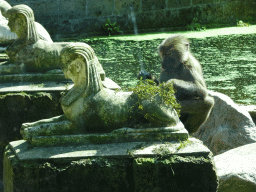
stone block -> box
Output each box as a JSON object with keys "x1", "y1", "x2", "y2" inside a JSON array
[
  {"x1": 167, "y1": 0, "x2": 191, "y2": 9},
  {"x1": 3, "y1": 138, "x2": 218, "y2": 192},
  {"x1": 223, "y1": 0, "x2": 256, "y2": 23},
  {"x1": 27, "y1": 123, "x2": 188, "y2": 147},
  {"x1": 133, "y1": 156, "x2": 217, "y2": 192},
  {"x1": 136, "y1": 10, "x2": 167, "y2": 29},
  {"x1": 174, "y1": 7, "x2": 200, "y2": 27},
  {"x1": 141, "y1": 0, "x2": 165, "y2": 11},
  {"x1": 192, "y1": 0, "x2": 216, "y2": 5},
  {"x1": 87, "y1": 0, "x2": 115, "y2": 17},
  {"x1": 114, "y1": 0, "x2": 141, "y2": 15},
  {"x1": 0, "y1": 86, "x2": 65, "y2": 183}
]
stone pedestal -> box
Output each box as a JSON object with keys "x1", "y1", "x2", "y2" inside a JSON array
[{"x1": 4, "y1": 138, "x2": 218, "y2": 192}]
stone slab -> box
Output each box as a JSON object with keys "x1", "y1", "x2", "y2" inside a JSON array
[
  {"x1": 0, "y1": 81, "x2": 72, "y2": 93},
  {"x1": 9, "y1": 137, "x2": 210, "y2": 162},
  {"x1": 0, "y1": 70, "x2": 68, "y2": 83},
  {"x1": 28, "y1": 122, "x2": 188, "y2": 147},
  {"x1": 0, "y1": 77, "x2": 119, "y2": 93},
  {"x1": 4, "y1": 137, "x2": 218, "y2": 192}
]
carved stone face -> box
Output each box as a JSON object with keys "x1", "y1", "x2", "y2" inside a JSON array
[
  {"x1": 7, "y1": 13, "x2": 24, "y2": 36},
  {"x1": 63, "y1": 57, "x2": 84, "y2": 85}
]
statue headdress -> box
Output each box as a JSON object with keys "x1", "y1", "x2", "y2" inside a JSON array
[
  {"x1": 7, "y1": 4, "x2": 39, "y2": 44},
  {"x1": 60, "y1": 43, "x2": 103, "y2": 106}
]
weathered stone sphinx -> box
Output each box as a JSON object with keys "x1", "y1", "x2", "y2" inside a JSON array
[
  {"x1": 1, "y1": 4, "x2": 65, "y2": 73},
  {"x1": 0, "y1": 1, "x2": 52, "y2": 44},
  {"x1": 0, "y1": 12, "x2": 16, "y2": 44},
  {"x1": 0, "y1": 4, "x2": 111, "y2": 85},
  {"x1": 21, "y1": 42, "x2": 187, "y2": 146},
  {"x1": 0, "y1": 0, "x2": 16, "y2": 44}
]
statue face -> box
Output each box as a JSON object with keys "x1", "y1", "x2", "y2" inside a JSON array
[
  {"x1": 8, "y1": 13, "x2": 25, "y2": 36},
  {"x1": 63, "y1": 57, "x2": 84, "y2": 85}
]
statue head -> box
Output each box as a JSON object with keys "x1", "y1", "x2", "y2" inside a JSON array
[
  {"x1": 60, "y1": 43, "x2": 103, "y2": 105},
  {"x1": 7, "y1": 4, "x2": 39, "y2": 43},
  {"x1": 0, "y1": 0, "x2": 11, "y2": 18}
]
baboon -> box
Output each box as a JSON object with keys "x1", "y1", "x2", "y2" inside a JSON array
[{"x1": 138, "y1": 34, "x2": 214, "y2": 134}]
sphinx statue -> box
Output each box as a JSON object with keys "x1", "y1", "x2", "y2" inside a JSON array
[
  {"x1": 0, "y1": 0, "x2": 52, "y2": 44},
  {"x1": 0, "y1": 0, "x2": 17, "y2": 43},
  {"x1": 21, "y1": 43, "x2": 182, "y2": 143},
  {"x1": 0, "y1": 4, "x2": 78, "y2": 74},
  {"x1": 1, "y1": 4, "x2": 65, "y2": 73},
  {"x1": 0, "y1": 3, "x2": 118, "y2": 91}
]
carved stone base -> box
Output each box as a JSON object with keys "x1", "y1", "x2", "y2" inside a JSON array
[
  {"x1": 29, "y1": 122, "x2": 188, "y2": 147},
  {"x1": 4, "y1": 138, "x2": 218, "y2": 192}
]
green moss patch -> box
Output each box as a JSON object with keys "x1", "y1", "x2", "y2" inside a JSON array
[{"x1": 133, "y1": 155, "x2": 217, "y2": 192}]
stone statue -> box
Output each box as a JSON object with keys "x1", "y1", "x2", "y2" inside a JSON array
[
  {"x1": 2, "y1": 4, "x2": 63, "y2": 72},
  {"x1": 0, "y1": 3, "x2": 116, "y2": 89},
  {"x1": 0, "y1": 0, "x2": 52, "y2": 44},
  {"x1": 21, "y1": 43, "x2": 181, "y2": 141},
  {"x1": 0, "y1": 0, "x2": 15, "y2": 44},
  {"x1": 0, "y1": 4, "x2": 85, "y2": 74},
  {"x1": 0, "y1": 11, "x2": 17, "y2": 44}
]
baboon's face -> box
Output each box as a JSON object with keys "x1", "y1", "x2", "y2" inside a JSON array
[{"x1": 158, "y1": 35, "x2": 189, "y2": 71}]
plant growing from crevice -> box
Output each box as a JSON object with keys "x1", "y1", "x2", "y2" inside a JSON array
[
  {"x1": 102, "y1": 18, "x2": 122, "y2": 36},
  {"x1": 129, "y1": 79, "x2": 181, "y2": 116},
  {"x1": 186, "y1": 18, "x2": 206, "y2": 31},
  {"x1": 236, "y1": 20, "x2": 251, "y2": 27}
]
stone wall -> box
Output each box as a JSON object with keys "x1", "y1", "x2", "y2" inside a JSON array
[
  {"x1": 4, "y1": 0, "x2": 256, "y2": 38},
  {"x1": 0, "y1": 92, "x2": 63, "y2": 182}
]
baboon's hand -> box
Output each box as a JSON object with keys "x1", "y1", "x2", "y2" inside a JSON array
[{"x1": 137, "y1": 69, "x2": 152, "y2": 80}]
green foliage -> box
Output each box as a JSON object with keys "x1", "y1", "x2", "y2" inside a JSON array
[
  {"x1": 129, "y1": 79, "x2": 180, "y2": 115},
  {"x1": 236, "y1": 20, "x2": 251, "y2": 27},
  {"x1": 186, "y1": 18, "x2": 206, "y2": 31},
  {"x1": 102, "y1": 18, "x2": 122, "y2": 36}
]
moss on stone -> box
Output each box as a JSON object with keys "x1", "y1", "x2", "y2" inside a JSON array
[
  {"x1": 177, "y1": 139, "x2": 193, "y2": 150},
  {"x1": 5, "y1": 147, "x2": 130, "y2": 192},
  {"x1": 133, "y1": 155, "x2": 217, "y2": 192},
  {"x1": 152, "y1": 143, "x2": 174, "y2": 156},
  {"x1": 0, "y1": 91, "x2": 52, "y2": 100}
]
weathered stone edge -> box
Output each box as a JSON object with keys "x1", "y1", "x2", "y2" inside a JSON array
[{"x1": 30, "y1": 128, "x2": 188, "y2": 147}]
